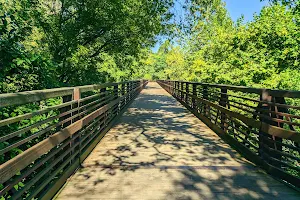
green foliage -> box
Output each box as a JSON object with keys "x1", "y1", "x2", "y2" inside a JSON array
[
  {"x1": 138, "y1": 1, "x2": 300, "y2": 91},
  {"x1": 37, "y1": 0, "x2": 173, "y2": 85},
  {"x1": 0, "y1": 0, "x2": 57, "y2": 93},
  {"x1": 1, "y1": 0, "x2": 300, "y2": 195},
  {"x1": 0, "y1": 0, "x2": 173, "y2": 92},
  {"x1": 0, "y1": 1, "x2": 173, "y2": 196}
]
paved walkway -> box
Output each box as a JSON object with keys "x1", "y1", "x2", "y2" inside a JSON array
[{"x1": 56, "y1": 82, "x2": 299, "y2": 200}]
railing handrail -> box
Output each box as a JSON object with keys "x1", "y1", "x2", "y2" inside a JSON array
[
  {"x1": 157, "y1": 80, "x2": 300, "y2": 189},
  {"x1": 0, "y1": 80, "x2": 148, "y2": 199},
  {"x1": 162, "y1": 80, "x2": 300, "y2": 98},
  {"x1": 0, "y1": 81, "x2": 143, "y2": 108}
]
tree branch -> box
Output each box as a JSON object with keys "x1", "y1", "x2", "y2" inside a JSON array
[{"x1": 89, "y1": 42, "x2": 111, "y2": 58}]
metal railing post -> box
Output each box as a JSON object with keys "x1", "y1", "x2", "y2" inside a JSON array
[
  {"x1": 181, "y1": 82, "x2": 184, "y2": 101},
  {"x1": 114, "y1": 84, "x2": 119, "y2": 116},
  {"x1": 71, "y1": 88, "x2": 80, "y2": 164},
  {"x1": 258, "y1": 92, "x2": 284, "y2": 162},
  {"x1": 202, "y1": 85, "x2": 209, "y2": 116},
  {"x1": 172, "y1": 81, "x2": 175, "y2": 95},
  {"x1": 185, "y1": 82, "x2": 189, "y2": 104},
  {"x1": 220, "y1": 88, "x2": 228, "y2": 131},
  {"x1": 100, "y1": 87, "x2": 107, "y2": 126},
  {"x1": 125, "y1": 82, "x2": 129, "y2": 104},
  {"x1": 192, "y1": 84, "x2": 197, "y2": 109},
  {"x1": 121, "y1": 82, "x2": 125, "y2": 109}
]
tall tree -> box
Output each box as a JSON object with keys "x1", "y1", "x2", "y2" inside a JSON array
[
  {"x1": 39, "y1": 0, "x2": 173, "y2": 84},
  {"x1": 0, "y1": 0, "x2": 57, "y2": 92}
]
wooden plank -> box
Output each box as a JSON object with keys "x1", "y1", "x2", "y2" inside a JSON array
[
  {"x1": 0, "y1": 100, "x2": 76, "y2": 127},
  {"x1": 27, "y1": 151, "x2": 79, "y2": 199},
  {"x1": 0, "y1": 103, "x2": 83, "y2": 143},
  {"x1": 0, "y1": 87, "x2": 74, "y2": 108},
  {"x1": 12, "y1": 142, "x2": 80, "y2": 199},
  {"x1": 0, "y1": 81, "x2": 140, "y2": 108},
  {"x1": 40, "y1": 84, "x2": 143, "y2": 200},
  {"x1": 0, "y1": 83, "x2": 144, "y2": 184},
  {"x1": 176, "y1": 95, "x2": 261, "y2": 165},
  {"x1": 55, "y1": 82, "x2": 299, "y2": 200},
  {"x1": 164, "y1": 83, "x2": 300, "y2": 142},
  {"x1": 0, "y1": 101, "x2": 112, "y2": 183},
  {"x1": 193, "y1": 94, "x2": 261, "y2": 129},
  {"x1": 40, "y1": 159, "x2": 80, "y2": 200},
  {"x1": 260, "y1": 123, "x2": 300, "y2": 142},
  {"x1": 159, "y1": 81, "x2": 300, "y2": 188},
  {"x1": 0, "y1": 119, "x2": 82, "y2": 184},
  {"x1": 78, "y1": 83, "x2": 116, "y2": 93},
  {"x1": 178, "y1": 81, "x2": 300, "y2": 98}
]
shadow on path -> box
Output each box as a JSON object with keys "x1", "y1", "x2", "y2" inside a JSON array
[{"x1": 56, "y1": 82, "x2": 299, "y2": 200}]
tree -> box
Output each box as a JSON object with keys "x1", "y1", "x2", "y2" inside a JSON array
[
  {"x1": 0, "y1": 0, "x2": 57, "y2": 93},
  {"x1": 39, "y1": 0, "x2": 173, "y2": 85},
  {"x1": 139, "y1": 0, "x2": 300, "y2": 90}
]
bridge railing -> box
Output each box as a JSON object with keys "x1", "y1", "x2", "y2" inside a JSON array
[
  {"x1": 0, "y1": 80, "x2": 147, "y2": 199},
  {"x1": 158, "y1": 80, "x2": 300, "y2": 188}
]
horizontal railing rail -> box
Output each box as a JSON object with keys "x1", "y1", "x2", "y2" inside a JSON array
[
  {"x1": 158, "y1": 80, "x2": 300, "y2": 188},
  {"x1": 0, "y1": 80, "x2": 147, "y2": 199}
]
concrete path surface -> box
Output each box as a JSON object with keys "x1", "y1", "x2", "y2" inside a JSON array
[{"x1": 55, "y1": 82, "x2": 299, "y2": 200}]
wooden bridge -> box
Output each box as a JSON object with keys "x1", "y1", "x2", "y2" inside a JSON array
[{"x1": 0, "y1": 81, "x2": 299, "y2": 199}]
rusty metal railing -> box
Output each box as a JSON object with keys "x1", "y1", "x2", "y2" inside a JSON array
[
  {"x1": 0, "y1": 80, "x2": 147, "y2": 199},
  {"x1": 158, "y1": 80, "x2": 300, "y2": 188}
]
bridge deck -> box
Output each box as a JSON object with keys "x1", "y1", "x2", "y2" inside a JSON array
[{"x1": 55, "y1": 82, "x2": 299, "y2": 200}]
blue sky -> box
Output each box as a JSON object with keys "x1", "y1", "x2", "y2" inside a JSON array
[
  {"x1": 152, "y1": 0, "x2": 268, "y2": 52},
  {"x1": 224, "y1": 0, "x2": 268, "y2": 21}
]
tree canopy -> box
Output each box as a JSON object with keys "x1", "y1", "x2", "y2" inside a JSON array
[
  {"x1": 135, "y1": 0, "x2": 300, "y2": 90},
  {"x1": 1, "y1": 1, "x2": 300, "y2": 198},
  {"x1": 0, "y1": 0, "x2": 299, "y2": 93},
  {"x1": 0, "y1": 0, "x2": 173, "y2": 92}
]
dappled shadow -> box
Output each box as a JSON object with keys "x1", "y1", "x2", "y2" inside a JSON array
[{"x1": 56, "y1": 82, "x2": 299, "y2": 199}]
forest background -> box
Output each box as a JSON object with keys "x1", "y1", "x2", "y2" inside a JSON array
[{"x1": 1, "y1": 0, "x2": 300, "y2": 94}]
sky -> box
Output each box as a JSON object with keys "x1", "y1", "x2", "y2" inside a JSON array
[
  {"x1": 152, "y1": 0, "x2": 269, "y2": 52},
  {"x1": 224, "y1": 0, "x2": 268, "y2": 22}
]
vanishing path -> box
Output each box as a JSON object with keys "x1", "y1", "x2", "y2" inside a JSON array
[{"x1": 56, "y1": 82, "x2": 299, "y2": 200}]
